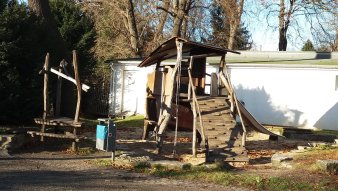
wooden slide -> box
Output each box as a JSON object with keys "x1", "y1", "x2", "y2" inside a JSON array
[{"x1": 237, "y1": 101, "x2": 280, "y2": 137}]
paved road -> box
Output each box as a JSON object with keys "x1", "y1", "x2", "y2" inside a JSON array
[{"x1": 0, "y1": 151, "x2": 252, "y2": 191}]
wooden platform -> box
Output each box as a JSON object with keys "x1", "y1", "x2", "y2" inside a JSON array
[
  {"x1": 34, "y1": 117, "x2": 83, "y2": 128},
  {"x1": 27, "y1": 131, "x2": 81, "y2": 141}
]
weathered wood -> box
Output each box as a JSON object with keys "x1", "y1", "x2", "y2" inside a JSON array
[
  {"x1": 192, "y1": 93, "x2": 197, "y2": 158},
  {"x1": 72, "y1": 127, "x2": 77, "y2": 151},
  {"x1": 219, "y1": 56, "x2": 246, "y2": 146},
  {"x1": 34, "y1": 117, "x2": 83, "y2": 127},
  {"x1": 187, "y1": 57, "x2": 193, "y2": 101},
  {"x1": 156, "y1": 40, "x2": 183, "y2": 154},
  {"x1": 188, "y1": 67, "x2": 206, "y2": 143},
  {"x1": 221, "y1": 61, "x2": 247, "y2": 146},
  {"x1": 210, "y1": 73, "x2": 218, "y2": 96},
  {"x1": 41, "y1": 53, "x2": 50, "y2": 141},
  {"x1": 27, "y1": 131, "x2": 80, "y2": 140},
  {"x1": 50, "y1": 68, "x2": 90, "y2": 92},
  {"x1": 55, "y1": 60, "x2": 64, "y2": 117},
  {"x1": 72, "y1": 50, "x2": 81, "y2": 123}
]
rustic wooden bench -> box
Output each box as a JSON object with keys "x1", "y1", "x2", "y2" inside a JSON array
[{"x1": 30, "y1": 51, "x2": 89, "y2": 151}]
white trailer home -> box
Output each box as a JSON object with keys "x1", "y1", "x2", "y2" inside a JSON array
[{"x1": 109, "y1": 51, "x2": 338, "y2": 130}]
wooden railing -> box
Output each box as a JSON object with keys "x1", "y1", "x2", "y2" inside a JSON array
[
  {"x1": 219, "y1": 66, "x2": 247, "y2": 147},
  {"x1": 187, "y1": 56, "x2": 207, "y2": 157}
]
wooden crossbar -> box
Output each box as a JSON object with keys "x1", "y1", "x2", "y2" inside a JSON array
[{"x1": 50, "y1": 68, "x2": 90, "y2": 92}]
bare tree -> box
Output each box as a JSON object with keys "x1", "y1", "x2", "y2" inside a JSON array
[
  {"x1": 157, "y1": 0, "x2": 195, "y2": 37},
  {"x1": 218, "y1": 0, "x2": 245, "y2": 49},
  {"x1": 259, "y1": 0, "x2": 337, "y2": 51},
  {"x1": 153, "y1": 0, "x2": 171, "y2": 44},
  {"x1": 278, "y1": 0, "x2": 295, "y2": 51},
  {"x1": 80, "y1": 0, "x2": 145, "y2": 58},
  {"x1": 126, "y1": 0, "x2": 140, "y2": 56}
]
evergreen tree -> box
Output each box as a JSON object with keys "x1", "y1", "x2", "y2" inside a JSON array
[
  {"x1": 0, "y1": 0, "x2": 45, "y2": 124},
  {"x1": 302, "y1": 39, "x2": 315, "y2": 51},
  {"x1": 50, "y1": 0, "x2": 96, "y2": 77},
  {"x1": 208, "y1": 2, "x2": 252, "y2": 50}
]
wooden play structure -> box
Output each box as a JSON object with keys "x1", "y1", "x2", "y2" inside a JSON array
[
  {"x1": 28, "y1": 51, "x2": 89, "y2": 151},
  {"x1": 139, "y1": 37, "x2": 279, "y2": 162}
]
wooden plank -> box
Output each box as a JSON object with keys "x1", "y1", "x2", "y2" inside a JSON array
[
  {"x1": 34, "y1": 117, "x2": 83, "y2": 127},
  {"x1": 27, "y1": 131, "x2": 80, "y2": 140},
  {"x1": 72, "y1": 50, "x2": 81, "y2": 123},
  {"x1": 50, "y1": 68, "x2": 90, "y2": 92}
]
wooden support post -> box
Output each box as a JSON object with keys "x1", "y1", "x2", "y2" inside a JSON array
[
  {"x1": 55, "y1": 60, "x2": 64, "y2": 117},
  {"x1": 72, "y1": 128, "x2": 77, "y2": 151},
  {"x1": 220, "y1": 59, "x2": 247, "y2": 147},
  {"x1": 188, "y1": 56, "x2": 197, "y2": 157},
  {"x1": 156, "y1": 40, "x2": 183, "y2": 154},
  {"x1": 192, "y1": 97, "x2": 197, "y2": 157},
  {"x1": 41, "y1": 53, "x2": 50, "y2": 142},
  {"x1": 187, "y1": 57, "x2": 193, "y2": 101},
  {"x1": 72, "y1": 50, "x2": 81, "y2": 123}
]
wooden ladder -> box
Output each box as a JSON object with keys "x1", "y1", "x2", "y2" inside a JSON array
[{"x1": 196, "y1": 96, "x2": 248, "y2": 162}]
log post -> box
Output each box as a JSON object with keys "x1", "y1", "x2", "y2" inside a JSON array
[
  {"x1": 156, "y1": 40, "x2": 183, "y2": 154},
  {"x1": 72, "y1": 50, "x2": 81, "y2": 151},
  {"x1": 189, "y1": 56, "x2": 197, "y2": 157},
  {"x1": 41, "y1": 53, "x2": 50, "y2": 141},
  {"x1": 72, "y1": 50, "x2": 81, "y2": 123},
  {"x1": 55, "y1": 60, "x2": 64, "y2": 117},
  {"x1": 192, "y1": 96, "x2": 197, "y2": 157}
]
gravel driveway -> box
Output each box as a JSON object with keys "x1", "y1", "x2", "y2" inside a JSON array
[{"x1": 0, "y1": 151, "x2": 251, "y2": 191}]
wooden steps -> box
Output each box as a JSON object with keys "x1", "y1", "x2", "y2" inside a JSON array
[{"x1": 196, "y1": 96, "x2": 248, "y2": 163}]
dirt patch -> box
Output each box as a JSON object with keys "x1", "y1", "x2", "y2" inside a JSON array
[{"x1": 1, "y1": 125, "x2": 338, "y2": 190}]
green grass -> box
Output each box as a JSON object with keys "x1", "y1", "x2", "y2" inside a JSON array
[
  {"x1": 92, "y1": 159, "x2": 113, "y2": 167},
  {"x1": 114, "y1": 115, "x2": 144, "y2": 128},
  {"x1": 313, "y1": 129, "x2": 338, "y2": 137},
  {"x1": 76, "y1": 147, "x2": 96, "y2": 156},
  {"x1": 80, "y1": 115, "x2": 144, "y2": 128},
  {"x1": 134, "y1": 166, "x2": 335, "y2": 191}
]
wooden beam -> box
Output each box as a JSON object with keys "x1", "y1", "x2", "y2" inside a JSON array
[
  {"x1": 156, "y1": 40, "x2": 183, "y2": 154},
  {"x1": 50, "y1": 68, "x2": 90, "y2": 92}
]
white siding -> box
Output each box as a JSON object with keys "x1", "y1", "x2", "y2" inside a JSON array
[{"x1": 229, "y1": 64, "x2": 338, "y2": 130}]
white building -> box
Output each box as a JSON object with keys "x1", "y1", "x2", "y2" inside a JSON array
[{"x1": 109, "y1": 52, "x2": 338, "y2": 130}]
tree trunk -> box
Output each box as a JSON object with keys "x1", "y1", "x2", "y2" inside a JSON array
[
  {"x1": 28, "y1": 0, "x2": 69, "y2": 59},
  {"x1": 278, "y1": 0, "x2": 287, "y2": 51},
  {"x1": 228, "y1": 21, "x2": 238, "y2": 49},
  {"x1": 171, "y1": 0, "x2": 188, "y2": 37},
  {"x1": 220, "y1": 0, "x2": 245, "y2": 50},
  {"x1": 126, "y1": 0, "x2": 140, "y2": 57},
  {"x1": 28, "y1": 0, "x2": 74, "y2": 117},
  {"x1": 153, "y1": 0, "x2": 170, "y2": 44},
  {"x1": 172, "y1": 13, "x2": 184, "y2": 37},
  {"x1": 278, "y1": 0, "x2": 294, "y2": 51},
  {"x1": 278, "y1": 28, "x2": 288, "y2": 51}
]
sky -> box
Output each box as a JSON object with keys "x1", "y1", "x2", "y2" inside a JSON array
[
  {"x1": 243, "y1": 1, "x2": 314, "y2": 51},
  {"x1": 20, "y1": 0, "x2": 317, "y2": 51}
]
